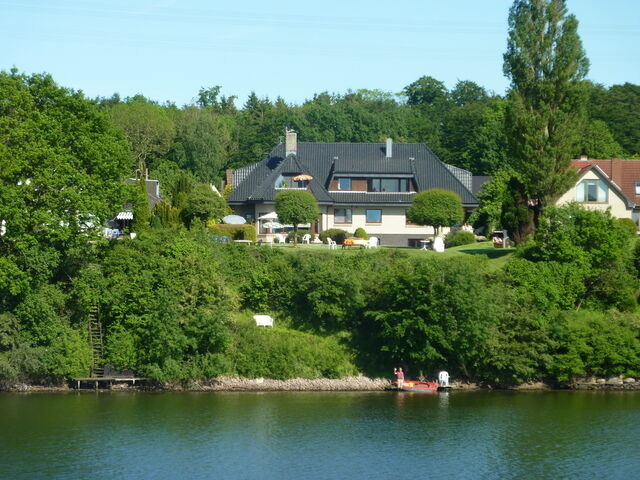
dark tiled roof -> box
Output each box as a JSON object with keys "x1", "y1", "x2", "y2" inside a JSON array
[
  {"x1": 331, "y1": 192, "x2": 417, "y2": 205},
  {"x1": 228, "y1": 141, "x2": 477, "y2": 205},
  {"x1": 472, "y1": 176, "x2": 491, "y2": 195}
]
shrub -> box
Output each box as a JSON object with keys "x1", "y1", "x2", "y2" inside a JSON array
[
  {"x1": 319, "y1": 229, "x2": 348, "y2": 244},
  {"x1": 231, "y1": 317, "x2": 358, "y2": 379},
  {"x1": 354, "y1": 228, "x2": 368, "y2": 239},
  {"x1": 208, "y1": 224, "x2": 257, "y2": 241},
  {"x1": 445, "y1": 230, "x2": 475, "y2": 248},
  {"x1": 617, "y1": 218, "x2": 638, "y2": 237}
]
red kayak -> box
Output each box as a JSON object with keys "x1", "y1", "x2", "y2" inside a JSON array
[{"x1": 394, "y1": 380, "x2": 439, "y2": 393}]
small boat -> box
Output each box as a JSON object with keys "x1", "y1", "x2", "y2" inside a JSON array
[{"x1": 394, "y1": 380, "x2": 439, "y2": 393}]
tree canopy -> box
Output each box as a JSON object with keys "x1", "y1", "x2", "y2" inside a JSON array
[
  {"x1": 407, "y1": 189, "x2": 464, "y2": 235},
  {"x1": 275, "y1": 190, "x2": 319, "y2": 243},
  {"x1": 0, "y1": 71, "x2": 130, "y2": 294}
]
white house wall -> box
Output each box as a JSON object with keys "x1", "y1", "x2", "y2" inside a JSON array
[
  {"x1": 325, "y1": 206, "x2": 436, "y2": 237},
  {"x1": 556, "y1": 170, "x2": 632, "y2": 219}
]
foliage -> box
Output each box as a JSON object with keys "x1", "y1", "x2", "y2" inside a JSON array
[
  {"x1": 364, "y1": 257, "x2": 497, "y2": 379},
  {"x1": 468, "y1": 169, "x2": 516, "y2": 234},
  {"x1": 578, "y1": 119, "x2": 624, "y2": 158},
  {"x1": 230, "y1": 318, "x2": 358, "y2": 379},
  {"x1": 180, "y1": 184, "x2": 230, "y2": 226},
  {"x1": 617, "y1": 218, "x2": 638, "y2": 237},
  {"x1": 153, "y1": 201, "x2": 181, "y2": 228},
  {"x1": 503, "y1": 0, "x2": 589, "y2": 235},
  {"x1": 354, "y1": 228, "x2": 368, "y2": 239},
  {"x1": 274, "y1": 190, "x2": 319, "y2": 244},
  {"x1": 209, "y1": 224, "x2": 257, "y2": 241},
  {"x1": 168, "y1": 106, "x2": 236, "y2": 183},
  {"x1": 519, "y1": 203, "x2": 637, "y2": 310},
  {"x1": 407, "y1": 189, "x2": 464, "y2": 235},
  {"x1": 445, "y1": 230, "x2": 475, "y2": 248},
  {"x1": 96, "y1": 231, "x2": 237, "y2": 380},
  {"x1": 588, "y1": 82, "x2": 640, "y2": 156},
  {"x1": 0, "y1": 70, "x2": 129, "y2": 296},
  {"x1": 108, "y1": 96, "x2": 175, "y2": 174},
  {"x1": 549, "y1": 310, "x2": 640, "y2": 380},
  {"x1": 319, "y1": 229, "x2": 349, "y2": 244}
]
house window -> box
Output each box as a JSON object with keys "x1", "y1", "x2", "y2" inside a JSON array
[
  {"x1": 635, "y1": 183, "x2": 640, "y2": 195},
  {"x1": 576, "y1": 179, "x2": 607, "y2": 203},
  {"x1": 367, "y1": 178, "x2": 410, "y2": 192},
  {"x1": 334, "y1": 208, "x2": 352, "y2": 224},
  {"x1": 366, "y1": 209, "x2": 382, "y2": 223},
  {"x1": 338, "y1": 178, "x2": 352, "y2": 190}
]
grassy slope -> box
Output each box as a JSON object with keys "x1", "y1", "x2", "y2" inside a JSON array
[{"x1": 263, "y1": 240, "x2": 515, "y2": 270}]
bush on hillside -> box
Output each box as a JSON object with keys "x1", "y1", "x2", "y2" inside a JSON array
[
  {"x1": 445, "y1": 230, "x2": 475, "y2": 248},
  {"x1": 618, "y1": 218, "x2": 638, "y2": 237},
  {"x1": 319, "y1": 229, "x2": 348, "y2": 244},
  {"x1": 231, "y1": 318, "x2": 358, "y2": 379},
  {"x1": 209, "y1": 224, "x2": 257, "y2": 241}
]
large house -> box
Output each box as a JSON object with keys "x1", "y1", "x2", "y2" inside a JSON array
[
  {"x1": 556, "y1": 156, "x2": 640, "y2": 226},
  {"x1": 227, "y1": 130, "x2": 479, "y2": 246}
]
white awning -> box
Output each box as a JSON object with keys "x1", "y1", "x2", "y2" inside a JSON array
[{"x1": 116, "y1": 212, "x2": 134, "y2": 220}]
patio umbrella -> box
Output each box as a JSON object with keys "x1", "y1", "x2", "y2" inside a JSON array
[
  {"x1": 293, "y1": 174, "x2": 313, "y2": 181},
  {"x1": 258, "y1": 212, "x2": 278, "y2": 220},
  {"x1": 222, "y1": 214, "x2": 247, "y2": 225},
  {"x1": 262, "y1": 221, "x2": 283, "y2": 229}
]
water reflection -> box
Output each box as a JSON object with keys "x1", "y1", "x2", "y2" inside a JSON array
[{"x1": 1, "y1": 391, "x2": 639, "y2": 480}]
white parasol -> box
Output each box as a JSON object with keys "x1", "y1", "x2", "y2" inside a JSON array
[{"x1": 222, "y1": 214, "x2": 247, "y2": 225}]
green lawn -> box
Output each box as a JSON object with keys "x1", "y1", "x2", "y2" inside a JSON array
[{"x1": 255, "y1": 240, "x2": 515, "y2": 269}]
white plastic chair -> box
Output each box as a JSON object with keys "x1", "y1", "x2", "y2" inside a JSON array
[
  {"x1": 274, "y1": 234, "x2": 286, "y2": 245},
  {"x1": 327, "y1": 238, "x2": 337, "y2": 250},
  {"x1": 366, "y1": 236, "x2": 379, "y2": 248},
  {"x1": 302, "y1": 234, "x2": 311, "y2": 244}
]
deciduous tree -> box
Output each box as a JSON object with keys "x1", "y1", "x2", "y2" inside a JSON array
[
  {"x1": 407, "y1": 189, "x2": 464, "y2": 235},
  {"x1": 274, "y1": 190, "x2": 319, "y2": 244}
]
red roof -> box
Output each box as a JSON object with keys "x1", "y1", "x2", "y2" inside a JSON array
[{"x1": 571, "y1": 158, "x2": 640, "y2": 205}]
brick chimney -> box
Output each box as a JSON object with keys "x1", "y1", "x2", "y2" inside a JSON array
[
  {"x1": 285, "y1": 129, "x2": 297, "y2": 156},
  {"x1": 225, "y1": 169, "x2": 234, "y2": 187}
]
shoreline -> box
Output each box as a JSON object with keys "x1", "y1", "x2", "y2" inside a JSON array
[{"x1": 3, "y1": 376, "x2": 639, "y2": 393}]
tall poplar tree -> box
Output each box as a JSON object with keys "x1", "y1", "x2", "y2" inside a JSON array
[{"x1": 503, "y1": 0, "x2": 589, "y2": 239}]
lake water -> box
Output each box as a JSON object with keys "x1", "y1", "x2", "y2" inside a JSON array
[{"x1": 1, "y1": 390, "x2": 638, "y2": 479}]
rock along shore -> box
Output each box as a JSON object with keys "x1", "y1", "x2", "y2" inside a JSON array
[
  {"x1": 165, "y1": 376, "x2": 392, "y2": 392},
  {"x1": 3, "y1": 376, "x2": 639, "y2": 393}
]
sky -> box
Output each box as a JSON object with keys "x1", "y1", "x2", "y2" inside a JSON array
[{"x1": 1, "y1": 0, "x2": 639, "y2": 106}]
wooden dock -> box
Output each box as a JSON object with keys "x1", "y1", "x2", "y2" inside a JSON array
[{"x1": 72, "y1": 377, "x2": 148, "y2": 390}]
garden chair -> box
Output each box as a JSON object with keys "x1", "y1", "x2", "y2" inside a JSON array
[
  {"x1": 366, "y1": 236, "x2": 379, "y2": 248},
  {"x1": 327, "y1": 238, "x2": 337, "y2": 250},
  {"x1": 302, "y1": 234, "x2": 311, "y2": 244}
]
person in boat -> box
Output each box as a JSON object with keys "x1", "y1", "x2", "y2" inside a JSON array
[{"x1": 394, "y1": 367, "x2": 404, "y2": 389}]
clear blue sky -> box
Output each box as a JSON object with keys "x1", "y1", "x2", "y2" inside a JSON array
[{"x1": 2, "y1": 0, "x2": 638, "y2": 106}]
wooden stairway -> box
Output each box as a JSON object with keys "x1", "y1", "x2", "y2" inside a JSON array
[{"x1": 88, "y1": 304, "x2": 105, "y2": 378}]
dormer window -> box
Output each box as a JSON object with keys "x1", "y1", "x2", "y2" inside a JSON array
[
  {"x1": 368, "y1": 178, "x2": 410, "y2": 192},
  {"x1": 576, "y1": 179, "x2": 607, "y2": 203},
  {"x1": 338, "y1": 178, "x2": 351, "y2": 190},
  {"x1": 275, "y1": 173, "x2": 311, "y2": 189}
]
